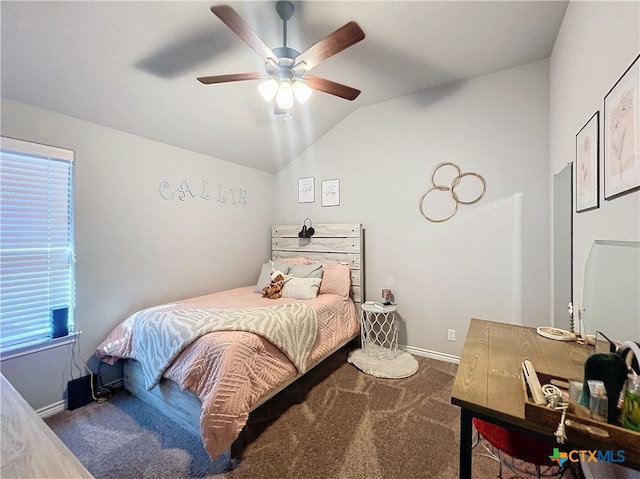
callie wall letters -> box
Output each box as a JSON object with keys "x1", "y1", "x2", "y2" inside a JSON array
[{"x1": 159, "y1": 180, "x2": 247, "y2": 205}]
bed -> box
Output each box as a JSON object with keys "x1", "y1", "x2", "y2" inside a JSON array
[{"x1": 96, "y1": 223, "x2": 364, "y2": 460}]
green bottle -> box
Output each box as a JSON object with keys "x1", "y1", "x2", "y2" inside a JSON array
[{"x1": 623, "y1": 374, "x2": 640, "y2": 432}]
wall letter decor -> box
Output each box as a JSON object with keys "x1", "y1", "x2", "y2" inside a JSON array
[
  {"x1": 177, "y1": 180, "x2": 196, "y2": 201},
  {"x1": 200, "y1": 181, "x2": 212, "y2": 200},
  {"x1": 159, "y1": 180, "x2": 247, "y2": 205},
  {"x1": 159, "y1": 181, "x2": 174, "y2": 201}
]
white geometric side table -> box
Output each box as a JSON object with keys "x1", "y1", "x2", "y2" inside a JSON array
[
  {"x1": 349, "y1": 302, "x2": 419, "y2": 379},
  {"x1": 360, "y1": 303, "x2": 398, "y2": 359}
]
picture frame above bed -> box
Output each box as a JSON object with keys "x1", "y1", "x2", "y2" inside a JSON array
[
  {"x1": 298, "y1": 176, "x2": 315, "y2": 203},
  {"x1": 321, "y1": 179, "x2": 340, "y2": 207}
]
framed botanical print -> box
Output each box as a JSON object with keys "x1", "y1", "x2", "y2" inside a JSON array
[
  {"x1": 575, "y1": 111, "x2": 599, "y2": 212},
  {"x1": 604, "y1": 54, "x2": 640, "y2": 200}
]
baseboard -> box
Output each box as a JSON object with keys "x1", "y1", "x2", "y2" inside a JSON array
[
  {"x1": 400, "y1": 344, "x2": 460, "y2": 364},
  {"x1": 37, "y1": 400, "x2": 66, "y2": 418},
  {"x1": 36, "y1": 377, "x2": 122, "y2": 418}
]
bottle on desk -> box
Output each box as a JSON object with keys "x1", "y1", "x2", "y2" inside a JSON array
[
  {"x1": 623, "y1": 373, "x2": 640, "y2": 431},
  {"x1": 589, "y1": 380, "x2": 608, "y2": 423}
]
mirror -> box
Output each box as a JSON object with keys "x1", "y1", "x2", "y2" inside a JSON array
[
  {"x1": 582, "y1": 240, "x2": 640, "y2": 342},
  {"x1": 553, "y1": 164, "x2": 573, "y2": 331}
]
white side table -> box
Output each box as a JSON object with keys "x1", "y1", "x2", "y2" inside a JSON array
[{"x1": 361, "y1": 303, "x2": 398, "y2": 359}]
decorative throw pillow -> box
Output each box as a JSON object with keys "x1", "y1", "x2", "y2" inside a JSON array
[
  {"x1": 282, "y1": 277, "x2": 321, "y2": 300},
  {"x1": 288, "y1": 262, "x2": 323, "y2": 279},
  {"x1": 319, "y1": 263, "x2": 351, "y2": 297},
  {"x1": 254, "y1": 261, "x2": 291, "y2": 293}
]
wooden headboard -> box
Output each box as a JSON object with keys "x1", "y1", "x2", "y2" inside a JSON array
[{"x1": 271, "y1": 223, "x2": 364, "y2": 305}]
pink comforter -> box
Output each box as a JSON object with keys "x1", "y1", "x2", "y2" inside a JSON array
[{"x1": 96, "y1": 286, "x2": 359, "y2": 459}]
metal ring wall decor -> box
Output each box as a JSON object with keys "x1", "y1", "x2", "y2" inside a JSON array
[{"x1": 419, "y1": 162, "x2": 487, "y2": 223}]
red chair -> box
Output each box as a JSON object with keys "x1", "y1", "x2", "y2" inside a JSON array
[{"x1": 473, "y1": 418, "x2": 576, "y2": 478}]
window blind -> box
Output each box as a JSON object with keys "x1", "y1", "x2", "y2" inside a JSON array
[{"x1": 0, "y1": 137, "x2": 75, "y2": 353}]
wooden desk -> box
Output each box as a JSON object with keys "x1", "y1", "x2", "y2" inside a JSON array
[
  {"x1": 1, "y1": 374, "x2": 94, "y2": 479},
  {"x1": 451, "y1": 318, "x2": 640, "y2": 479}
]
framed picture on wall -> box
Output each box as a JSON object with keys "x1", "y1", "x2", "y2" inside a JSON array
[
  {"x1": 321, "y1": 179, "x2": 340, "y2": 207},
  {"x1": 603, "y1": 54, "x2": 640, "y2": 200},
  {"x1": 575, "y1": 111, "x2": 599, "y2": 212},
  {"x1": 298, "y1": 176, "x2": 315, "y2": 203}
]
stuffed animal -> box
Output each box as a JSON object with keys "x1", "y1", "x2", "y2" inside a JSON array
[{"x1": 262, "y1": 272, "x2": 285, "y2": 299}]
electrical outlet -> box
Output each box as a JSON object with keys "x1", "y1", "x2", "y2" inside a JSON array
[{"x1": 447, "y1": 329, "x2": 456, "y2": 342}]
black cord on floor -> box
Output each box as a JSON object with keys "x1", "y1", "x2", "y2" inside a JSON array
[{"x1": 94, "y1": 360, "x2": 125, "y2": 402}]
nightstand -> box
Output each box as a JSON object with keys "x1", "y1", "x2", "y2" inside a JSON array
[{"x1": 360, "y1": 303, "x2": 398, "y2": 359}]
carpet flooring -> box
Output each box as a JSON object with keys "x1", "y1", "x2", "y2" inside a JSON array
[{"x1": 44, "y1": 347, "x2": 563, "y2": 479}]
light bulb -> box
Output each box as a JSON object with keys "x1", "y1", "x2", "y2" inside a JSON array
[
  {"x1": 292, "y1": 80, "x2": 312, "y2": 104},
  {"x1": 258, "y1": 78, "x2": 278, "y2": 102},
  {"x1": 275, "y1": 81, "x2": 294, "y2": 109}
]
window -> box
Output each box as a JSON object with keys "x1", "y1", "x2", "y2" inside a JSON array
[{"x1": 1, "y1": 137, "x2": 75, "y2": 355}]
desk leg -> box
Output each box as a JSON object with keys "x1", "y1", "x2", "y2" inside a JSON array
[{"x1": 459, "y1": 408, "x2": 472, "y2": 479}]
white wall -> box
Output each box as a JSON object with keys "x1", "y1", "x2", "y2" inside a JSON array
[
  {"x1": 275, "y1": 61, "x2": 551, "y2": 358},
  {"x1": 549, "y1": 1, "x2": 640, "y2": 329},
  {"x1": 0, "y1": 99, "x2": 275, "y2": 410}
]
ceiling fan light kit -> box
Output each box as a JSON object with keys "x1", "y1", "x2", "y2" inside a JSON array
[
  {"x1": 197, "y1": 1, "x2": 365, "y2": 116},
  {"x1": 292, "y1": 81, "x2": 312, "y2": 104},
  {"x1": 258, "y1": 78, "x2": 279, "y2": 102},
  {"x1": 275, "y1": 80, "x2": 294, "y2": 109}
]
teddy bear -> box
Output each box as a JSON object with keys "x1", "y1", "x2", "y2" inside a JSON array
[{"x1": 262, "y1": 272, "x2": 286, "y2": 299}]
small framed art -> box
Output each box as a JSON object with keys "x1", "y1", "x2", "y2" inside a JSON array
[
  {"x1": 321, "y1": 179, "x2": 340, "y2": 207},
  {"x1": 298, "y1": 177, "x2": 315, "y2": 203},
  {"x1": 575, "y1": 111, "x2": 599, "y2": 212},
  {"x1": 603, "y1": 54, "x2": 640, "y2": 200}
]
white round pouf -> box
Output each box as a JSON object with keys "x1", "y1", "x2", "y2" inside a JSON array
[{"x1": 347, "y1": 345, "x2": 419, "y2": 379}]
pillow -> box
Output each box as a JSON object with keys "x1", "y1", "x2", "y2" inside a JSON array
[
  {"x1": 288, "y1": 262, "x2": 323, "y2": 279},
  {"x1": 254, "y1": 261, "x2": 291, "y2": 293},
  {"x1": 319, "y1": 263, "x2": 351, "y2": 297},
  {"x1": 282, "y1": 277, "x2": 321, "y2": 300}
]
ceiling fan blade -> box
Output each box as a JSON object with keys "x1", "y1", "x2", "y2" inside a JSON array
[
  {"x1": 197, "y1": 72, "x2": 268, "y2": 84},
  {"x1": 294, "y1": 21, "x2": 365, "y2": 71},
  {"x1": 304, "y1": 75, "x2": 361, "y2": 101},
  {"x1": 211, "y1": 5, "x2": 278, "y2": 64}
]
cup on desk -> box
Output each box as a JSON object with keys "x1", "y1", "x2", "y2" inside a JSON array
[
  {"x1": 568, "y1": 378, "x2": 583, "y2": 402},
  {"x1": 568, "y1": 378, "x2": 587, "y2": 415}
]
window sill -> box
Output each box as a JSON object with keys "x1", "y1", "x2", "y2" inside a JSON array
[{"x1": 0, "y1": 332, "x2": 82, "y2": 361}]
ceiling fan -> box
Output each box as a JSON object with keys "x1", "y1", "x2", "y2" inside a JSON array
[{"x1": 197, "y1": 1, "x2": 365, "y2": 114}]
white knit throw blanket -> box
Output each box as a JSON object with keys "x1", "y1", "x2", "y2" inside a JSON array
[{"x1": 131, "y1": 303, "x2": 318, "y2": 390}]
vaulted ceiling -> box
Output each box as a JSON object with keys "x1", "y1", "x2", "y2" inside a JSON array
[{"x1": 1, "y1": 1, "x2": 568, "y2": 173}]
